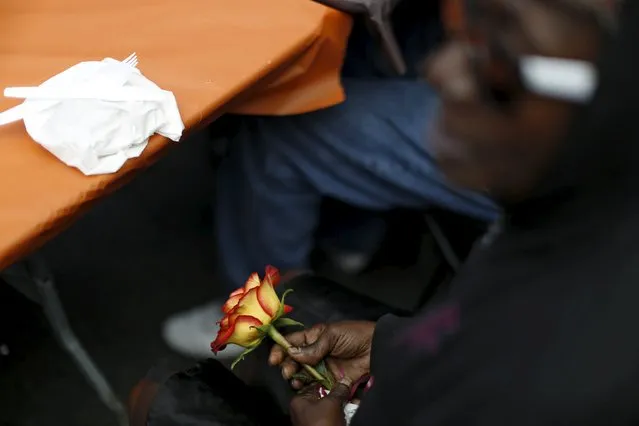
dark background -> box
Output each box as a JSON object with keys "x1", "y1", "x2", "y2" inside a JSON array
[{"x1": 0, "y1": 131, "x2": 222, "y2": 426}]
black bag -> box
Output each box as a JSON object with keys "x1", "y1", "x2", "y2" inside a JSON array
[{"x1": 131, "y1": 359, "x2": 289, "y2": 426}]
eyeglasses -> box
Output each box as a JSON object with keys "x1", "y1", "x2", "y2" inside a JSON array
[{"x1": 441, "y1": 0, "x2": 598, "y2": 106}]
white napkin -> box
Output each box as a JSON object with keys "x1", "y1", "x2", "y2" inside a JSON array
[
  {"x1": 18, "y1": 57, "x2": 184, "y2": 175},
  {"x1": 344, "y1": 402, "x2": 359, "y2": 425}
]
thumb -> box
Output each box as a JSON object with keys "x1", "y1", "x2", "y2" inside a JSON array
[
  {"x1": 288, "y1": 339, "x2": 330, "y2": 365},
  {"x1": 326, "y1": 379, "x2": 353, "y2": 404}
]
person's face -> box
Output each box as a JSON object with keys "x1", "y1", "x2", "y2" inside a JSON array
[{"x1": 426, "y1": 0, "x2": 605, "y2": 201}]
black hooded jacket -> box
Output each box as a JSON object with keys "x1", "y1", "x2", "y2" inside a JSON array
[{"x1": 351, "y1": 2, "x2": 639, "y2": 425}]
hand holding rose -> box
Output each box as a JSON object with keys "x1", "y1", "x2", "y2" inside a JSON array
[
  {"x1": 211, "y1": 268, "x2": 376, "y2": 426},
  {"x1": 269, "y1": 321, "x2": 375, "y2": 390}
]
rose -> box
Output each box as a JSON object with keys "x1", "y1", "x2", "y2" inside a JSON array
[
  {"x1": 211, "y1": 265, "x2": 292, "y2": 354},
  {"x1": 211, "y1": 266, "x2": 333, "y2": 388}
]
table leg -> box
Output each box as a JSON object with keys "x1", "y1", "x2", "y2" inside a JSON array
[{"x1": 2, "y1": 257, "x2": 128, "y2": 426}]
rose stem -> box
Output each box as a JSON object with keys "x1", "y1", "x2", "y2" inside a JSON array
[{"x1": 267, "y1": 326, "x2": 329, "y2": 386}]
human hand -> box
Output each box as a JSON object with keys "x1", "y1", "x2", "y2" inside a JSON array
[
  {"x1": 268, "y1": 321, "x2": 375, "y2": 389},
  {"x1": 290, "y1": 381, "x2": 352, "y2": 426}
]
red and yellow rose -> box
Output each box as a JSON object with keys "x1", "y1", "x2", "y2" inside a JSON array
[{"x1": 211, "y1": 266, "x2": 292, "y2": 353}]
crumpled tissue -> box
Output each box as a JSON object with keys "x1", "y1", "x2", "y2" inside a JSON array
[{"x1": 19, "y1": 57, "x2": 184, "y2": 175}]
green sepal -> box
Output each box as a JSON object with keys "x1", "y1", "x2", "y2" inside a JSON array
[
  {"x1": 274, "y1": 289, "x2": 295, "y2": 319},
  {"x1": 230, "y1": 340, "x2": 263, "y2": 370},
  {"x1": 273, "y1": 317, "x2": 305, "y2": 329},
  {"x1": 251, "y1": 324, "x2": 272, "y2": 335}
]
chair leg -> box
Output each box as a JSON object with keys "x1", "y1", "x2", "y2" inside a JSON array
[
  {"x1": 9, "y1": 256, "x2": 129, "y2": 426},
  {"x1": 424, "y1": 213, "x2": 461, "y2": 271}
]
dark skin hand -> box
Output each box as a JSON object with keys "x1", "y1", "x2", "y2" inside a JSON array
[
  {"x1": 268, "y1": 321, "x2": 376, "y2": 389},
  {"x1": 290, "y1": 382, "x2": 352, "y2": 426}
]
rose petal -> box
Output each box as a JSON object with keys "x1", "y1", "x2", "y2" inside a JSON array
[
  {"x1": 211, "y1": 320, "x2": 236, "y2": 353},
  {"x1": 214, "y1": 267, "x2": 288, "y2": 354},
  {"x1": 225, "y1": 315, "x2": 264, "y2": 347},
  {"x1": 233, "y1": 287, "x2": 272, "y2": 324},
  {"x1": 218, "y1": 316, "x2": 230, "y2": 329},
  {"x1": 212, "y1": 343, "x2": 227, "y2": 352},
  {"x1": 243, "y1": 272, "x2": 261, "y2": 292},
  {"x1": 256, "y1": 277, "x2": 281, "y2": 317},
  {"x1": 283, "y1": 305, "x2": 293, "y2": 314},
  {"x1": 222, "y1": 294, "x2": 243, "y2": 314},
  {"x1": 264, "y1": 266, "x2": 280, "y2": 287},
  {"x1": 229, "y1": 287, "x2": 245, "y2": 298}
]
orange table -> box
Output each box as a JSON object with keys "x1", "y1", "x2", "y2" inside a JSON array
[{"x1": 0, "y1": 0, "x2": 352, "y2": 270}]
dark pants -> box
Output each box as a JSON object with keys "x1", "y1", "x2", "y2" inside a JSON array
[{"x1": 215, "y1": 16, "x2": 498, "y2": 291}]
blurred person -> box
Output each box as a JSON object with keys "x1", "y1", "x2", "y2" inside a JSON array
[
  {"x1": 163, "y1": 1, "x2": 499, "y2": 359},
  {"x1": 263, "y1": 0, "x2": 639, "y2": 425}
]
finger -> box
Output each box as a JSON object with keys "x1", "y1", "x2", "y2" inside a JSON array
[
  {"x1": 301, "y1": 324, "x2": 325, "y2": 345},
  {"x1": 269, "y1": 324, "x2": 325, "y2": 365},
  {"x1": 282, "y1": 328, "x2": 316, "y2": 348},
  {"x1": 290, "y1": 388, "x2": 318, "y2": 416},
  {"x1": 268, "y1": 344, "x2": 287, "y2": 366},
  {"x1": 325, "y1": 359, "x2": 346, "y2": 382},
  {"x1": 326, "y1": 379, "x2": 353, "y2": 404},
  {"x1": 280, "y1": 358, "x2": 300, "y2": 380},
  {"x1": 291, "y1": 379, "x2": 305, "y2": 390},
  {"x1": 298, "y1": 383, "x2": 322, "y2": 400},
  {"x1": 269, "y1": 329, "x2": 313, "y2": 366},
  {"x1": 287, "y1": 325, "x2": 331, "y2": 365}
]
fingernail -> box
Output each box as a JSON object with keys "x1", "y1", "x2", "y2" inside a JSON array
[
  {"x1": 319, "y1": 386, "x2": 329, "y2": 398},
  {"x1": 288, "y1": 347, "x2": 301, "y2": 355},
  {"x1": 338, "y1": 367, "x2": 345, "y2": 380}
]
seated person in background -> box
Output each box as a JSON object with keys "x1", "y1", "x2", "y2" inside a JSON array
[
  {"x1": 268, "y1": 0, "x2": 639, "y2": 425},
  {"x1": 163, "y1": 0, "x2": 498, "y2": 359}
]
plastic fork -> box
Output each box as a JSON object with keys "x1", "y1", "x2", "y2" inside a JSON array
[
  {"x1": 0, "y1": 52, "x2": 138, "y2": 126},
  {"x1": 122, "y1": 52, "x2": 138, "y2": 68}
]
